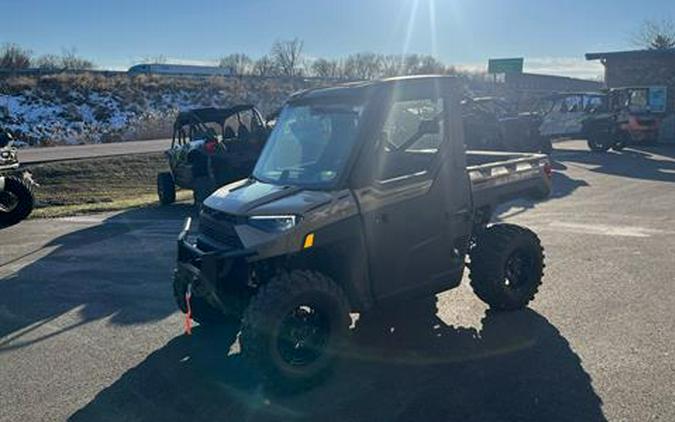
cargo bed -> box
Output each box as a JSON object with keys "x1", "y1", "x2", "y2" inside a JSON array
[{"x1": 466, "y1": 150, "x2": 551, "y2": 213}]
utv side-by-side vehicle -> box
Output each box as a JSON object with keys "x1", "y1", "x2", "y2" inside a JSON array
[
  {"x1": 538, "y1": 86, "x2": 667, "y2": 152},
  {"x1": 157, "y1": 105, "x2": 271, "y2": 205},
  {"x1": 0, "y1": 129, "x2": 35, "y2": 228},
  {"x1": 609, "y1": 86, "x2": 666, "y2": 145},
  {"x1": 462, "y1": 96, "x2": 552, "y2": 154},
  {"x1": 538, "y1": 92, "x2": 621, "y2": 152},
  {"x1": 172, "y1": 76, "x2": 552, "y2": 390}
]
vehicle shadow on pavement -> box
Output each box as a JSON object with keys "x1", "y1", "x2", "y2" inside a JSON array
[
  {"x1": 558, "y1": 145, "x2": 675, "y2": 183},
  {"x1": 71, "y1": 298, "x2": 606, "y2": 422},
  {"x1": 0, "y1": 205, "x2": 195, "y2": 351},
  {"x1": 495, "y1": 165, "x2": 589, "y2": 221}
]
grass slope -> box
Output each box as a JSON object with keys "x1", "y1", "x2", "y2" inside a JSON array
[{"x1": 26, "y1": 152, "x2": 192, "y2": 218}]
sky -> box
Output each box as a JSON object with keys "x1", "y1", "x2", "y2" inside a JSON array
[{"x1": 2, "y1": 0, "x2": 673, "y2": 79}]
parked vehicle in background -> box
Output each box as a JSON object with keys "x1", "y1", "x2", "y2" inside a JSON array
[
  {"x1": 539, "y1": 92, "x2": 626, "y2": 151},
  {"x1": 537, "y1": 92, "x2": 618, "y2": 152},
  {"x1": 462, "y1": 97, "x2": 551, "y2": 153},
  {"x1": 538, "y1": 86, "x2": 668, "y2": 152},
  {"x1": 157, "y1": 105, "x2": 271, "y2": 205},
  {"x1": 171, "y1": 76, "x2": 552, "y2": 391},
  {"x1": 609, "y1": 86, "x2": 667, "y2": 146},
  {"x1": 0, "y1": 129, "x2": 35, "y2": 227}
]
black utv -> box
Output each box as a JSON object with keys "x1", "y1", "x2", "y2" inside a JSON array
[
  {"x1": 462, "y1": 96, "x2": 552, "y2": 154},
  {"x1": 157, "y1": 105, "x2": 271, "y2": 205},
  {"x1": 173, "y1": 76, "x2": 552, "y2": 390}
]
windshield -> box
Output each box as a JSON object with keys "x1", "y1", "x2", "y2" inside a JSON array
[{"x1": 252, "y1": 101, "x2": 364, "y2": 187}]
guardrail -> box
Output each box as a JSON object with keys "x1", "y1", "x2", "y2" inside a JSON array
[{"x1": 0, "y1": 68, "x2": 347, "y2": 83}]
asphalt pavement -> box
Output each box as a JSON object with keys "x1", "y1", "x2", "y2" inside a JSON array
[
  {"x1": 18, "y1": 138, "x2": 172, "y2": 164},
  {"x1": 0, "y1": 140, "x2": 674, "y2": 421}
]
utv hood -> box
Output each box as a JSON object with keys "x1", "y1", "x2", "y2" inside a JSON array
[{"x1": 203, "y1": 179, "x2": 333, "y2": 216}]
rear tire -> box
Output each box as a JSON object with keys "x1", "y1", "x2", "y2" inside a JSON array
[
  {"x1": 611, "y1": 132, "x2": 629, "y2": 151},
  {"x1": 611, "y1": 141, "x2": 626, "y2": 151},
  {"x1": 0, "y1": 176, "x2": 34, "y2": 227},
  {"x1": 157, "y1": 172, "x2": 176, "y2": 205},
  {"x1": 469, "y1": 224, "x2": 544, "y2": 311},
  {"x1": 240, "y1": 270, "x2": 350, "y2": 392},
  {"x1": 587, "y1": 136, "x2": 610, "y2": 152}
]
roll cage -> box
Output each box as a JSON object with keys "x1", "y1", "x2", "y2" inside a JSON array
[{"x1": 171, "y1": 105, "x2": 266, "y2": 147}]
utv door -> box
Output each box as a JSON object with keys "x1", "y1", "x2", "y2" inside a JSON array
[
  {"x1": 540, "y1": 94, "x2": 585, "y2": 138},
  {"x1": 355, "y1": 82, "x2": 471, "y2": 300}
]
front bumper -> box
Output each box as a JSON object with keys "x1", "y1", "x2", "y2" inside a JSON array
[{"x1": 175, "y1": 217, "x2": 255, "y2": 302}]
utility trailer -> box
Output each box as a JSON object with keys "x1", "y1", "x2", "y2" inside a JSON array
[{"x1": 171, "y1": 76, "x2": 552, "y2": 391}]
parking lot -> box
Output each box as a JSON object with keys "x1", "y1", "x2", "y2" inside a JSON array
[{"x1": 1, "y1": 140, "x2": 674, "y2": 421}]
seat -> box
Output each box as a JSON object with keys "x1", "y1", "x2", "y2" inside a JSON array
[
  {"x1": 224, "y1": 126, "x2": 236, "y2": 139},
  {"x1": 238, "y1": 124, "x2": 250, "y2": 142}
]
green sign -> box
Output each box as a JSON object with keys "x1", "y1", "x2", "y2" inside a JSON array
[{"x1": 488, "y1": 58, "x2": 524, "y2": 74}]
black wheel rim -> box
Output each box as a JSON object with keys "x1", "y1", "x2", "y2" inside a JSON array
[
  {"x1": 277, "y1": 304, "x2": 330, "y2": 366},
  {"x1": 0, "y1": 191, "x2": 18, "y2": 213},
  {"x1": 503, "y1": 249, "x2": 534, "y2": 291}
]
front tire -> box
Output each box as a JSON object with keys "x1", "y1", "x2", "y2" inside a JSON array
[
  {"x1": 240, "y1": 270, "x2": 350, "y2": 391},
  {"x1": 469, "y1": 224, "x2": 544, "y2": 311},
  {"x1": 540, "y1": 137, "x2": 553, "y2": 154},
  {"x1": 157, "y1": 172, "x2": 176, "y2": 205},
  {"x1": 0, "y1": 176, "x2": 34, "y2": 227}
]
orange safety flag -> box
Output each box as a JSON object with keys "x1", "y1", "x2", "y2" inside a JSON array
[{"x1": 184, "y1": 284, "x2": 193, "y2": 335}]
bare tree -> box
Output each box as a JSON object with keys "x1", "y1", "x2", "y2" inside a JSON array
[
  {"x1": 271, "y1": 38, "x2": 304, "y2": 77},
  {"x1": 60, "y1": 48, "x2": 95, "y2": 70},
  {"x1": 343, "y1": 53, "x2": 382, "y2": 80},
  {"x1": 33, "y1": 54, "x2": 61, "y2": 70},
  {"x1": 311, "y1": 58, "x2": 341, "y2": 78},
  {"x1": 417, "y1": 55, "x2": 446, "y2": 74},
  {"x1": 0, "y1": 43, "x2": 32, "y2": 70},
  {"x1": 219, "y1": 53, "x2": 253, "y2": 75},
  {"x1": 252, "y1": 55, "x2": 277, "y2": 77},
  {"x1": 633, "y1": 18, "x2": 675, "y2": 49},
  {"x1": 380, "y1": 55, "x2": 404, "y2": 77}
]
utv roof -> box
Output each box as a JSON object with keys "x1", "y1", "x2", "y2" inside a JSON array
[
  {"x1": 174, "y1": 105, "x2": 256, "y2": 128},
  {"x1": 289, "y1": 75, "x2": 460, "y2": 102},
  {"x1": 543, "y1": 91, "x2": 606, "y2": 99}
]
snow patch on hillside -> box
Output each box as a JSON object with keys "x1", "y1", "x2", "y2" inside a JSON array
[{"x1": 0, "y1": 75, "x2": 316, "y2": 146}]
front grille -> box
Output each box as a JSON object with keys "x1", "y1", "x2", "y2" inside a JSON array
[
  {"x1": 199, "y1": 210, "x2": 243, "y2": 250},
  {"x1": 201, "y1": 206, "x2": 239, "y2": 224}
]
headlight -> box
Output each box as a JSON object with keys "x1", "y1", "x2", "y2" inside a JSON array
[{"x1": 248, "y1": 215, "x2": 299, "y2": 232}]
